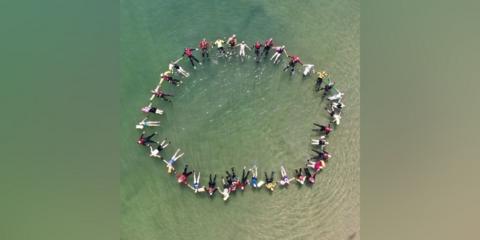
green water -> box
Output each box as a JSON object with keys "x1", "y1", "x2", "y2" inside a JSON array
[{"x1": 121, "y1": 0, "x2": 359, "y2": 239}]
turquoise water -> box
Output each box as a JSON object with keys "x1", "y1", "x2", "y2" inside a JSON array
[{"x1": 121, "y1": 0, "x2": 359, "y2": 239}]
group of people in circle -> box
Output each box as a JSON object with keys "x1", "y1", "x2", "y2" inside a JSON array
[{"x1": 135, "y1": 34, "x2": 346, "y2": 201}]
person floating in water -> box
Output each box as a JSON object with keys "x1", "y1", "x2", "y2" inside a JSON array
[
  {"x1": 311, "y1": 135, "x2": 329, "y2": 148},
  {"x1": 307, "y1": 159, "x2": 326, "y2": 172},
  {"x1": 189, "y1": 171, "x2": 206, "y2": 193},
  {"x1": 207, "y1": 174, "x2": 217, "y2": 196},
  {"x1": 136, "y1": 117, "x2": 160, "y2": 129},
  {"x1": 262, "y1": 38, "x2": 274, "y2": 56},
  {"x1": 225, "y1": 167, "x2": 239, "y2": 192},
  {"x1": 279, "y1": 166, "x2": 291, "y2": 186},
  {"x1": 148, "y1": 139, "x2": 170, "y2": 159},
  {"x1": 238, "y1": 166, "x2": 250, "y2": 190},
  {"x1": 250, "y1": 165, "x2": 264, "y2": 188},
  {"x1": 328, "y1": 108, "x2": 342, "y2": 126},
  {"x1": 313, "y1": 123, "x2": 333, "y2": 135},
  {"x1": 177, "y1": 164, "x2": 193, "y2": 184},
  {"x1": 163, "y1": 148, "x2": 184, "y2": 174},
  {"x1": 302, "y1": 64, "x2": 315, "y2": 77},
  {"x1": 150, "y1": 85, "x2": 174, "y2": 102},
  {"x1": 295, "y1": 168, "x2": 306, "y2": 185},
  {"x1": 227, "y1": 34, "x2": 237, "y2": 54},
  {"x1": 304, "y1": 167, "x2": 317, "y2": 184},
  {"x1": 264, "y1": 171, "x2": 276, "y2": 192},
  {"x1": 213, "y1": 38, "x2": 226, "y2": 56},
  {"x1": 137, "y1": 131, "x2": 157, "y2": 146},
  {"x1": 270, "y1": 45, "x2": 287, "y2": 64},
  {"x1": 160, "y1": 70, "x2": 183, "y2": 87},
  {"x1": 320, "y1": 79, "x2": 335, "y2": 97},
  {"x1": 235, "y1": 41, "x2": 251, "y2": 62},
  {"x1": 168, "y1": 58, "x2": 190, "y2": 78},
  {"x1": 311, "y1": 149, "x2": 332, "y2": 161},
  {"x1": 199, "y1": 38, "x2": 210, "y2": 59},
  {"x1": 327, "y1": 100, "x2": 345, "y2": 114},
  {"x1": 141, "y1": 102, "x2": 163, "y2": 115},
  {"x1": 182, "y1": 47, "x2": 201, "y2": 69},
  {"x1": 283, "y1": 55, "x2": 304, "y2": 73},
  {"x1": 327, "y1": 91, "x2": 344, "y2": 102},
  {"x1": 219, "y1": 176, "x2": 231, "y2": 201},
  {"x1": 253, "y1": 40, "x2": 263, "y2": 62},
  {"x1": 315, "y1": 71, "x2": 328, "y2": 92}
]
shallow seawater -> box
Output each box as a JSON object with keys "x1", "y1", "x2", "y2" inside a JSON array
[{"x1": 121, "y1": 0, "x2": 359, "y2": 239}]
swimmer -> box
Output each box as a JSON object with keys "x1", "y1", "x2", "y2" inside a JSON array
[
  {"x1": 302, "y1": 64, "x2": 315, "y2": 77},
  {"x1": 307, "y1": 159, "x2": 326, "y2": 172},
  {"x1": 304, "y1": 167, "x2": 317, "y2": 184},
  {"x1": 311, "y1": 149, "x2": 332, "y2": 161},
  {"x1": 329, "y1": 110, "x2": 342, "y2": 125},
  {"x1": 207, "y1": 174, "x2": 217, "y2": 196},
  {"x1": 168, "y1": 58, "x2": 190, "y2": 78},
  {"x1": 137, "y1": 131, "x2": 157, "y2": 146},
  {"x1": 141, "y1": 103, "x2": 164, "y2": 115},
  {"x1": 279, "y1": 166, "x2": 291, "y2": 186},
  {"x1": 320, "y1": 80, "x2": 335, "y2": 97},
  {"x1": 226, "y1": 167, "x2": 238, "y2": 182},
  {"x1": 235, "y1": 41, "x2": 251, "y2": 61},
  {"x1": 163, "y1": 148, "x2": 184, "y2": 174},
  {"x1": 283, "y1": 55, "x2": 304, "y2": 73},
  {"x1": 311, "y1": 135, "x2": 329, "y2": 148},
  {"x1": 226, "y1": 167, "x2": 239, "y2": 192},
  {"x1": 327, "y1": 101, "x2": 345, "y2": 113},
  {"x1": 182, "y1": 48, "x2": 201, "y2": 69},
  {"x1": 327, "y1": 91, "x2": 344, "y2": 102},
  {"x1": 264, "y1": 171, "x2": 276, "y2": 192},
  {"x1": 219, "y1": 176, "x2": 231, "y2": 201},
  {"x1": 199, "y1": 38, "x2": 210, "y2": 58},
  {"x1": 238, "y1": 167, "x2": 250, "y2": 190},
  {"x1": 315, "y1": 71, "x2": 328, "y2": 92},
  {"x1": 253, "y1": 41, "x2": 263, "y2": 62},
  {"x1": 213, "y1": 38, "x2": 226, "y2": 56},
  {"x1": 190, "y1": 172, "x2": 205, "y2": 193},
  {"x1": 148, "y1": 139, "x2": 170, "y2": 159},
  {"x1": 227, "y1": 34, "x2": 237, "y2": 50},
  {"x1": 313, "y1": 123, "x2": 333, "y2": 135},
  {"x1": 136, "y1": 117, "x2": 160, "y2": 129},
  {"x1": 160, "y1": 70, "x2": 183, "y2": 86},
  {"x1": 262, "y1": 38, "x2": 274, "y2": 56},
  {"x1": 295, "y1": 168, "x2": 306, "y2": 185},
  {"x1": 250, "y1": 165, "x2": 261, "y2": 188},
  {"x1": 177, "y1": 164, "x2": 193, "y2": 184},
  {"x1": 150, "y1": 85, "x2": 174, "y2": 102},
  {"x1": 270, "y1": 45, "x2": 287, "y2": 64}
]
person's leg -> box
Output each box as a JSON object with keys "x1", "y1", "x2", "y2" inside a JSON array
[
  {"x1": 270, "y1": 53, "x2": 276, "y2": 61},
  {"x1": 244, "y1": 171, "x2": 250, "y2": 181},
  {"x1": 186, "y1": 171, "x2": 193, "y2": 177},
  {"x1": 192, "y1": 56, "x2": 200, "y2": 63},
  {"x1": 183, "y1": 165, "x2": 188, "y2": 174},
  {"x1": 188, "y1": 57, "x2": 195, "y2": 66}
]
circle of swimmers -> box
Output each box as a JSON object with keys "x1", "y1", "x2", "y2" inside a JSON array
[{"x1": 136, "y1": 34, "x2": 346, "y2": 201}]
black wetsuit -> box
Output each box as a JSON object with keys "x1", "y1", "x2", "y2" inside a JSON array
[
  {"x1": 241, "y1": 168, "x2": 250, "y2": 184},
  {"x1": 138, "y1": 132, "x2": 156, "y2": 145},
  {"x1": 315, "y1": 77, "x2": 323, "y2": 92},
  {"x1": 182, "y1": 165, "x2": 193, "y2": 177},
  {"x1": 264, "y1": 171, "x2": 274, "y2": 183}
]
